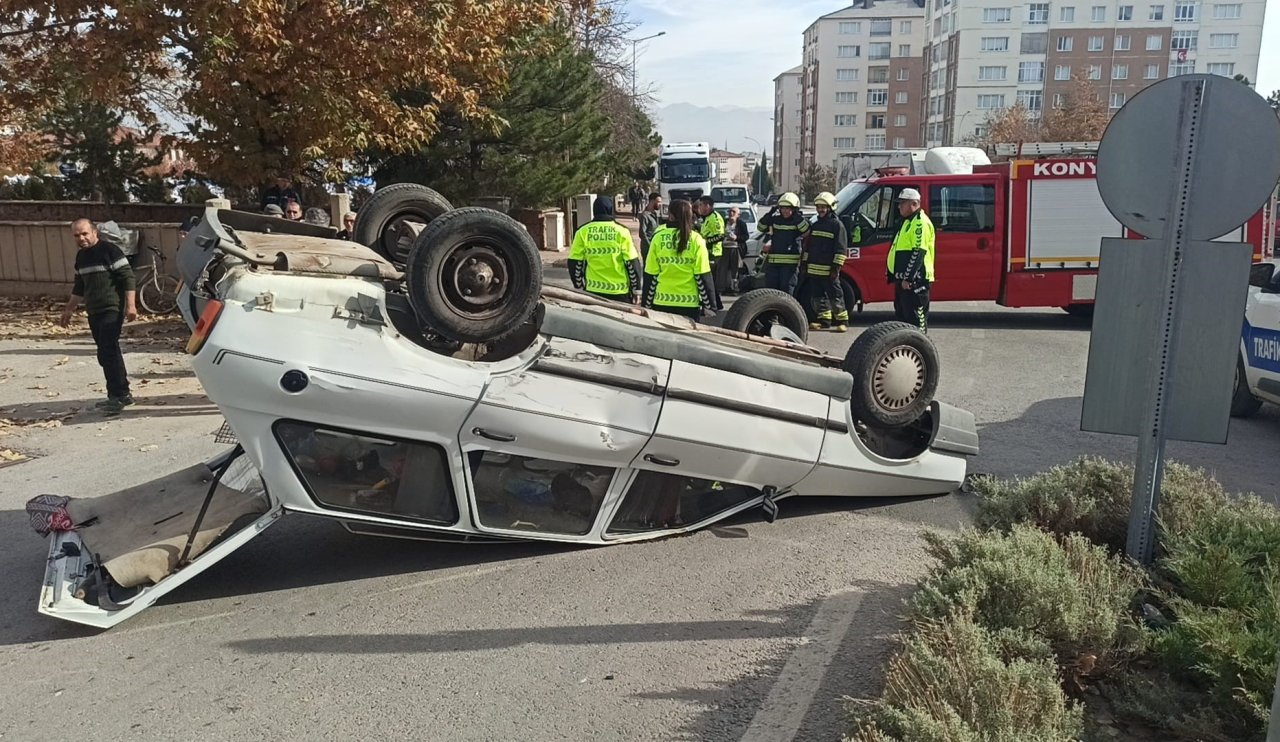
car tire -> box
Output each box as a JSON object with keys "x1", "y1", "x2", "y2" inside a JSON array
[
  {"x1": 354, "y1": 183, "x2": 453, "y2": 267},
  {"x1": 841, "y1": 278, "x2": 859, "y2": 317},
  {"x1": 405, "y1": 208, "x2": 542, "y2": 344},
  {"x1": 1231, "y1": 355, "x2": 1263, "y2": 418},
  {"x1": 720, "y1": 288, "x2": 809, "y2": 342},
  {"x1": 844, "y1": 321, "x2": 939, "y2": 428}
]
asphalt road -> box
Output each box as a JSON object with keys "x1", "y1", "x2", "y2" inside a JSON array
[{"x1": 1, "y1": 281, "x2": 1277, "y2": 741}]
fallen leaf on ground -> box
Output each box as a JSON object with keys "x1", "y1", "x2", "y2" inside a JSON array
[
  {"x1": 28, "y1": 384, "x2": 47, "y2": 390},
  {"x1": 119, "y1": 436, "x2": 136, "y2": 442},
  {"x1": 0, "y1": 449, "x2": 28, "y2": 462},
  {"x1": 44, "y1": 391, "x2": 59, "y2": 398},
  {"x1": 138, "y1": 445, "x2": 159, "y2": 452},
  {"x1": 54, "y1": 357, "x2": 69, "y2": 366}
]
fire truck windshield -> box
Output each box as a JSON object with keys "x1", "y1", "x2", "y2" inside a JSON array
[{"x1": 832, "y1": 181, "x2": 873, "y2": 214}]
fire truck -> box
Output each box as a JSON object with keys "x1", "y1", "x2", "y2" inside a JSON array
[{"x1": 832, "y1": 142, "x2": 1276, "y2": 316}]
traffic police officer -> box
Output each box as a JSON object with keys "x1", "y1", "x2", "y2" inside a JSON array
[
  {"x1": 757, "y1": 192, "x2": 809, "y2": 294},
  {"x1": 887, "y1": 187, "x2": 935, "y2": 332},
  {"x1": 643, "y1": 199, "x2": 716, "y2": 319},
  {"x1": 568, "y1": 195, "x2": 642, "y2": 303},
  {"x1": 800, "y1": 191, "x2": 849, "y2": 332},
  {"x1": 695, "y1": 195, "x2": 726, "y2": 309}
]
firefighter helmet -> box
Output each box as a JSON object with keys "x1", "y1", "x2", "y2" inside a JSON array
[
  {"x1": 777, "y1": 192, "x2": 800, "y2": 208},
  {"x1": 814, "y1": 192, "x2": 837, "y2": 209}
]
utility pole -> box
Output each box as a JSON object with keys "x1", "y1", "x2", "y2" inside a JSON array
[
  {"x1": 630, "y1": 31, "x2": 666, "y2": 99},
  {"x1": 744, "y1": 136, "x2": 765, "y2": 194}
]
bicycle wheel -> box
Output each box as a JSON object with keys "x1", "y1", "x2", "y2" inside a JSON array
[{"x1": 139, "y1": 274, "x2": 180, "y2": 315}]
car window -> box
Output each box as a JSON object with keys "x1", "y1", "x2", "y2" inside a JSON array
[
  {"x1": 928, "y1": 184, "x2": 996, "y2": 233},
  {"x1": 607, "y1": 472, "x2": 761, "y2": 534},
  {"x1": 275, "y1": 421, "x2": 458, "y2": 524},
  {"x1": 469, "y1": 452, "x2": 613, "y2": 535},
  {"x1": 712, "y1": 186, "x2": 749, "y2": 203}
]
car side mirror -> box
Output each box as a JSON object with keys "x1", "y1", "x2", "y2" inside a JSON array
[{"x1": 1249, "y1": 263, "x2": 1276, "y2": 290}]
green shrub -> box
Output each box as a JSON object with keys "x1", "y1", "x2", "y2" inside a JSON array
[
  {"x1": 911, "y1": 525, "x2": 1146, "y2": 681},
  {"x1": 845, "y1": 612, "x2": 1082, "y2": 742},
  {"x1": 972, "y1": 457, "x2": 1233, "y2": 552}
]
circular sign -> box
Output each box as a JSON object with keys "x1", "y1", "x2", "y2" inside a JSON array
[{"x1": 1096, "y1": 74, "x2": 1280, "y2": 241}]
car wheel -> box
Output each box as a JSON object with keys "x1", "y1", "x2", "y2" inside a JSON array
[
  {"x1": 720, "y1": 288, "x2": 809, "y2": 342},
  {"x1": 1231, "y1": 355, "x2": 1263, "y2": 418},
  {"x1": 844, "y1": 321, "x2": 939, "y2": 428},
  {"x1": 405, "y1": 208, "x2": 542, "y2": 344},
  {"x1": 354, "y1": 183, "x2": 453, "y2": 268},
  {"x1": 841, "y1": 278, "x2": 859, "y2": 317}
]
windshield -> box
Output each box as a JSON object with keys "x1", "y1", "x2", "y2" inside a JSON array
[
  {"x1": 833, "y1": 181, "x2": 873, "y2": 215},
  {"x1": 661, "y1": 160, "x2": 710, "y2": 183},
  {"x1": 712, "y1": 186, "x2": 749, "y2": 203}
]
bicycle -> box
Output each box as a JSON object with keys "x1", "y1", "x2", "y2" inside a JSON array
[{"x1": 133, "y1": 244, "x2": 180, "y2": 315}]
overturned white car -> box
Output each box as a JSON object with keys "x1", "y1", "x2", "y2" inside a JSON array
[{"x1": 31, "y1": 185, "x2": 978, "y2": 628}]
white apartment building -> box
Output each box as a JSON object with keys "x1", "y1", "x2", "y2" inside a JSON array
[
  {"x1": 798, "y1": 0, "x2": 929, "y2": 178},
  {"x1": 923, "y1": 0, "x2": 1267, "y2": 145},
  {"x1": 772, "y1": 65, "x2": 804, "y2": 193}
]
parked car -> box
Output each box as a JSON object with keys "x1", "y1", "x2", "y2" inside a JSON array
[
  {"x1": 1232, "y1": 260, "x2": 1280, "y2": 417},
  {"x1": 29, "y1": 185, "x2": 977, "y2": 628}
]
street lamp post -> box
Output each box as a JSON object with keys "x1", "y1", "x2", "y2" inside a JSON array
[{"x1": 631, "y1": 31, "x2": 667, "y2": 98}]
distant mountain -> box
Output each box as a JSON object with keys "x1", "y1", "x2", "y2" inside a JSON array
[{"x1": 653, "y1": 103, "x2": 774, "y2": 156}]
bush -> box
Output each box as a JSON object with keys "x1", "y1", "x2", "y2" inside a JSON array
[
  {"x1": 911, "y1": 525, "x2": 1146, "y2": 683},
  {"x1": 845, "y1": 612, "x2": 1082, "y2": 742}
]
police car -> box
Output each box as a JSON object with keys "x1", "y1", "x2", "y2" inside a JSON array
[
  {"x1": 1232, "y1": 260, "x2": 1280, "y2": 416},
  {"x1": 28, "y1": 184, "x2": 977, "y2": 628}
]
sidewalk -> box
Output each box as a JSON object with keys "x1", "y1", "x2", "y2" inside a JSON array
[{"x1": 539, "y1": 214, "x2": 644, "y2": 269}]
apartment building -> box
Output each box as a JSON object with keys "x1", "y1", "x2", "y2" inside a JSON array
[
  {"x1": 922, "y1": 0, "x2": 1266, "y2": 145},
  {"x1": 772, "y1": 65, "x2": 804, "y2": 193}
]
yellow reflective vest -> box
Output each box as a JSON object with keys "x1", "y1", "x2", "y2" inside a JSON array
[
  {"x1": 569, "y1": 220, "x2": 639, "y2": 295},
  {"x1": 888, "y1": 210, "x2": 936, "y2": 283},
  {"x1": 644, "y1": 228, "x2": 710, "y2": 307}
]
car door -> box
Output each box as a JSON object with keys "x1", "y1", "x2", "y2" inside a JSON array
[
  {"x1": 845, "y1": 183, "x2": 917, "y2": 304},
  {"x1": 1243, "y1": 275, "x2": 1280, "y2": 403},
  {"x1": 925, "y1": 180, "x2": 1001, "y2": 300},
  {"x1": 457, "y1": 337, "x2": 671, "y2": 541}
]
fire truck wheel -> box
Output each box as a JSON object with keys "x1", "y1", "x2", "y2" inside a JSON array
[
  {"x1": 844, "y1": 321, "x2": 939, "y2": 428},
  {"x1": 1231, "y1": 355, "x2": 1263, "y2": 418},
  {"x1": 355, "y1": 183, "x2": 453, "y2": 268},
  {"x1": 840, "y1": 278, "x2": 860, "y2": 316},
  {"x1": 721, "y1": 289, "x2": 809, "y2": 342},
  {"x1": 1063, "y1": 303, "x2": 1095, "y2": 319},
  {"x1": 406, "y1": 208, "x2": 542, "y2": 344}
]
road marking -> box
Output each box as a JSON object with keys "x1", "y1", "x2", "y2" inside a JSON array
[
  {"x1": 364, "y1": 563, "x2": 517, "y2": 597},
  {"x1": 739, "y1": 589, "x2": 865, "y2": 742}
]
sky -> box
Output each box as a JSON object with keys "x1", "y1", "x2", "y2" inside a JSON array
[{"x1": 628, "y1": 0, "x2": 1280, "y2": 109}]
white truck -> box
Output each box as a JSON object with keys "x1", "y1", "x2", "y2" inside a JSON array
[
  {"x1": 658, "y1": 141, "x2": 712, "y2": 214},
  {"x1": 1233, "y1": 260, "x2": 1280, "y2": 417}
]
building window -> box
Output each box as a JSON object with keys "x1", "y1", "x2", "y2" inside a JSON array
[
  {"x1": 893, "y1": 137, "x2": 907, "y2": 148},
  {"x1": 933, "y1": 17, "x2": 942, "y2": 37},
  {"x1": 1028, "y1": 2, "x2": 1050, "y2": 23},
  {"x1": 897, "y1": 68, "x2": 911, "y2": 81},
  {"x1": 1057, "y1": 35, "x2": 1074, "y2": 52},
  {"x1": 837, "y1": 45, "x2": 861, "y2": 58},
  {"x1": 1017, "y1": 90, "x2": 1044, "y2": 112},
  {"x1": 1118, "y1": 5, "x2": 1134, "y2": 20},
  {"x1": 900, "y1": 20, "x2": 913, "y2": 33},
  {"x1": 899, "y1": 44, "x2": 912, "y2": 56},
  {"x1": 1021, "y1": 32, "x2": 1047, "y2": 53},
  {"x1": 869, "y1": 67, "x2": 890, "y2": 83},
  {"x1": 1113, "y1": 64, "x2": 1129, "y2": 79},
  {"x1": 1055, "y1": 64, "x2": 1072, "y2": 80},
  {"x1": 1146, "y1": 34, "x2": 1163, "y2": 50},
  {"x1": 839, "y1": 21, "x2": 862, "y2": 34},
  {"x1": 1214, "y1": 3, "x2": 1242, "y2": 18},
  {"x1": 1115, "y1": 34, "x2": 1131, "y2": 51},
  {"x1": 1088, "y1": 36, "x2": 1105, "y2": 51},
  {"x1": 895, "y1": 91, "x2": 909, "y2": 104},
  {"x1": 1019, "y1": 61, "x2": 1045, "y2": 82},
  {"x1": 1088, "y1": 64, "x2": 1103, "y2": 80},
  {"x1": 868, "y1": 90, "x2": 888, "y2": 106},
  {"x1": 894, "y1": 114, "x2": 908, "y2": 127},
  {"x1": 868, "y1": 42, "x2": 891, "y2": 59},
  {"x1": 1174, "y1": 0, "x2": 1196, "y2": 21},
  {"x1": 978, "y1": 65, "x2": 1008, "y2": 80},
  {"x1": 835, "y1": 114, "x2": 858, "y2": 126},
  {"x1": 977, "y1": 94, "x2": 1006, "y2": 109},
  {"x1": 1171, "y1": 31, "x2": 1197, "y2": 50},
  {"x1": 835, "y1": 91, "x2": 858, "y2": 103},
  {"x1": 1207, "y1": 62, "x2": 1236, "y2": 76},
  {"x1": 1209, "y1": 33, "x2": 1239, "y2": 49},
  {"x1": 1145, "y1": 63, "x2": 1161, "y2": 78},
  {"x1": 836, "y1": 68, "x2": 860, "y2": 81},
  {"x1": 1060, "y1": 5, "x2": 1076, "y2": 21},
  {"x1": 1053, "y1": 93, "x2": 1065, "y2": 108},
  {"x1": 1092, "y1": 5, "x2": 1106, "y2": 21},
  {"x1": 1149, "y1": 4, "x2": 1165, "y2": 18},
  {"x1": 1110, "y1": 92, "x2": 1127, "y2": 109},
  {"x1": 866, "y1": 134, "x2": 887, "y2": 148},
  {"x1": 870, "y1": 18, "x2": 893, "y2": 35},
  {"x1": 980, "y1": 36, "x2": 1010, "y2": 52},
  {"x1": 1169, "y1": 61, "x2": 1195, "y2": 76},
  {"x1": 833, "y1": 137, "x2": 856, "y2": 149},
  {"x1": 868, "y1": 114, "x2": 887, "y2": 129}
]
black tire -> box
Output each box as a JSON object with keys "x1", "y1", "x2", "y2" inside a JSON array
[
  {"x1": 738, "y1": 272, "x2": 757, "y2": 293},
  {"x1": 843, "y1": 321, "x2": 940, "y2": 428},
  {"x1": 1064, "y1": 303, "x2": 1095, "y2": 319},
  {"x1": 139, "y1": 274, "x2": 180, "y2": 315},
  {"x1": 841, "y1": 278, "x2": 859, "y2": 317},
  {"x1": 1231, "y1": 355, "x2": 1263, "y2": 418},
  {"x1": 721, "y1": 288, "x2": 809, "y2": 342},
  {"x1": 405, "y1": 208, "x2": 541, "y2": 344},
  {"x1": 354, "y1": 183, "x2": 453, "y2": 267}
]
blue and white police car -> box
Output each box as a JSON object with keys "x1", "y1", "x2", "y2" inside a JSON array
[{"x1": 1233, "y1": 260, "x2": 1280, "y2": 417}]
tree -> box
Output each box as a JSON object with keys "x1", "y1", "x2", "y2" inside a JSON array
[
  {"x1": 752, "y1": 154, "x2": 775, "y2": 196},
  {"x1": 0, "y1": 0, "x2": 559, "y2": 186},
  {"x1": 1040, "y1": 75, "x2": 1109, "y2": 141},
  {"x1": 796, "y1": 163, "x2": 836, "y2": 202},
  {"x1": 977, "y1": 103, "x2": 1039, "y2": 148},
  {"x1": 41, "y1": 97, "x2": 162, "y2": 202}
]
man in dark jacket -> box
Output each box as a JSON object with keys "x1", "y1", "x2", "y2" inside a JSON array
[
  {"x1": 638, "y1": 192, "x2": 663, "y2": 260},
  {"x1": 60, "y1": 219, "x2": 138, "y2": 414},
  {"x1": 261, "y1": 176, "x2": 301, "y2": 211}
]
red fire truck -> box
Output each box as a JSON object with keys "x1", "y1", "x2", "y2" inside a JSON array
[{"x1": 833, "y1": 144, "x2": 1276, "y2": 316}]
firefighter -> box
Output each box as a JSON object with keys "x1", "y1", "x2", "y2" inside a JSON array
[
  {"x1": 568, "y1": 195, "x2": 642, "y2": 304},
  {"x1": 643, "y1": 199, "x2": 716, "y2": 320},
  {"x1": 757, "y1": 192, "x2": 809, "y2": 295},
  {"x1": 887, "y1": 188, "x2": 935, "y2": 332},
  {"x1": 695, "y1": 196, "x2": 726, "y2": 309},
  {"x1": 799, "y1": 191, "x2": 849, "y2": 332}
]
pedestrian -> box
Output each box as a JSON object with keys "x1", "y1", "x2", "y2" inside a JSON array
[
  {"x1": 887, "y1": 187, "x2": 936, "y2": 332},
  {"x1": 284, "y1": 200, "x2": 304, "y2": 221},
  {"x1": 639, "y1": 192, "x2": 663, "y2": 260},
  {"x1": 799, "y1": 192, "x2": 849, "y2": 332},
  {"x1": 568, "y1": 195, "x2": 642, "y2": 304},
  {"x1": 720, "y1": 207, "x2": 747, "y2": 295},
  {"x1": 59, "y1": 219, "x2": 137, "y2": 414},
  {"x1": 261, "y1": 176, "x2": 300, "y2": 211},
  {"x1": 695, "y1": 196, "x2": 726, "y2": 309},
  {"x1": 756, "y1": 192, "x2": 809, "y2": 295},
  {"x1": 263, "y1": 204, "x2": 284, "y2": 218},
  {"x1": 336, "y1": 212, "x2": 357, "y2": 240},
  {"x1": 303, "y1": 207, "x2": 330, "y2": 227},
  {"x1": 630, "y1": 183, "x2": 644, "y2": 218},
  {"x1": 643, "y1": 199, "x2": 716, "y2": 320}
]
